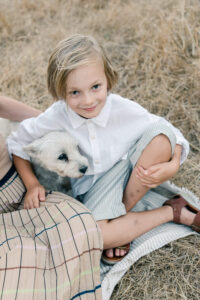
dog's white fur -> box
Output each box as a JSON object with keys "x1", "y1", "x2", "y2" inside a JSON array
[
  {"x1": 0, "y1": 118, "x2": 89, "y2": 194},
  {"x1": 23, "y1": 131, "x2": 89, "y2": 193}
]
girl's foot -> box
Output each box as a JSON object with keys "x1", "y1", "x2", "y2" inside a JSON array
[
  {"x1": 163, "y1": 195, "x2": 200, "y2": 232},
  {"x1": 102, "y1": 195, "x2": 200, "y2": 266},
  {"x1": 102, "y1": 244, "x2": 130, "y2": 265}
]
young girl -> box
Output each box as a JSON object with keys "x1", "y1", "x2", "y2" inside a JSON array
[{"x1": 7, "y1": 34, "x2": 200, "y2": 265}]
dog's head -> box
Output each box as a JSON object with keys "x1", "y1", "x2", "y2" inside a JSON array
[{"x1": 23, "y1": 131, "x2": 89, "y2": 178}]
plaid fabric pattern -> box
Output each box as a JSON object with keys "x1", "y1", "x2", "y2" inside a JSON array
[
  {"x1": 0, "y1": 165, "x2": 26, "y2": 213},
  {"x1": 0, "y1": 167, "x2": 103, "y2": 300}
]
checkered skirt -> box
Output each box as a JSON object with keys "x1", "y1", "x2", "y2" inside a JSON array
[{"x1": 0, "y1": 166, "x2": 103, "y2": 300}]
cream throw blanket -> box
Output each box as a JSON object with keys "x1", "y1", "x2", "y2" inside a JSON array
[{"x1": 101, "y1": 181, "x2": 199, "y2": 300}]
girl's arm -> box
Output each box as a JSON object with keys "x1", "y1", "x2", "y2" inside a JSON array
[
  {"x1": 13, "y1": 155, "x2": 46, "y2": 209},
  {"x1": 136, "y1": 144, "x2": 182, "y2": 188},
  {"x1": 0, "y1": 95, "x2": 41, "y2": 121}
]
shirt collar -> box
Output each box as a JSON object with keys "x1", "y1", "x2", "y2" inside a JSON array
[{"x1": 66, "y1": 94, "x2": 112, "y2": 129}]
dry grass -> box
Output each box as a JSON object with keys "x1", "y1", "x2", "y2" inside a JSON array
[{"x1": 0, "y1": 0, "x2": 199, "y2": 298}]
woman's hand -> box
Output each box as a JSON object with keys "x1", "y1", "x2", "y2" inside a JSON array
[
  {"x1": 135, "y1": 160, "x2": 180, "y2": 188},
  {"x1": 24, "y1": 183, "x2": 46, "y2": 209}
]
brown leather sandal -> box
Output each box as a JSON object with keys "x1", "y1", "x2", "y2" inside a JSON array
[
  {"x1": 101, "y1": 243, "x2": 130, "y2": 265},
  {"x1": 163, "y1": 195, "x2": 200, "y2": 233}
]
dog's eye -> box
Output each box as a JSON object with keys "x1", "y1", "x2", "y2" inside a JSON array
[{"x1": 58, "y1": 153, "x2": 68, "y2": 161}]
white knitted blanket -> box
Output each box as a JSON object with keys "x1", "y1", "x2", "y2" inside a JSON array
[{"x1": 100, "y1": 181, "x2": 200, "y2": 300}]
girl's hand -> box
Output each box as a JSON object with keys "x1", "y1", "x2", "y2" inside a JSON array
[
  {"x1": 136, "y1": 160, "x2": 180, "y2": 188},
  {"x1": 24, "y1": 183, "x2": 46, "y2": 209}
]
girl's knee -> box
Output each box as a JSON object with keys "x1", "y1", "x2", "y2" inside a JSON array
[
  {"x1": 136, "y1": 133, "x2": 172, "y2": 167},
  {"x1": 147, "y1": 134, "x2": 172, "y2": 158},
  {"x1": 152, "y1": 133, "x2": 171, "y2": 150},
  {"x1": 152, "y1": 134, "x2": 172, "y2": 159}
]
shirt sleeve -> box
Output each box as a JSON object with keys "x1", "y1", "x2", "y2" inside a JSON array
[
  {"x1": 7, "y1": 101, "x2": 65, "y2": 160},
  {"x1": 157, "y1": 117, "x2": 189, "y2": 164},
  {"x1": 131, "y1": 100, "x2": 189, "y2": 164},
  {"x1": 115, "y1": 95, "x2": 190, "y2": 165}
]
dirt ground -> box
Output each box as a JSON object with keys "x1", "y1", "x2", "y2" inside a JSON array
[{"x1": 0, "y1": 0, "x2": 199, "y2": 299}]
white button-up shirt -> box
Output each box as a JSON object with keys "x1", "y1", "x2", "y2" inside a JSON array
[{"x1": 7, "y1": 93, "x2": 189, "y2": 197}]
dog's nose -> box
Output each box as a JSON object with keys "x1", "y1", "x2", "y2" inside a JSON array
[{"x1": 79, "y1": 166, "x2": 88, "y2": 174}]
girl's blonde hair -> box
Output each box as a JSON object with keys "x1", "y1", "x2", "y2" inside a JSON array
[{"x1": 47, "y1": 34, "x2": 118, "y2": 100}]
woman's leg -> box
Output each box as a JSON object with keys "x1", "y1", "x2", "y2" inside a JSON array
[{"x1": 0, "y1": 192, "x2": 103, "y2": 300}]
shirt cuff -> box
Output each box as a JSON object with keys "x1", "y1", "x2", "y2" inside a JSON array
[
  {"x1": 7, "y1": 144, "x2": 30, "y2": 161},
  {"x1": 176, "y1": 138, "x2": 190, "y2": 164}
]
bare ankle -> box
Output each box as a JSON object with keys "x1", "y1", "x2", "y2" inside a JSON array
[
  {"x1": 163, "y1": 205, "x2": 174, "y2": 222},
  {"x1": 180, "y1": 207, "x2": 196, "y2": 226}
]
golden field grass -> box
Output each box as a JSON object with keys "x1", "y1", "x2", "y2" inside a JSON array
[{"x1": 0, "y1": 0, "x2": 200, "y2": 298}]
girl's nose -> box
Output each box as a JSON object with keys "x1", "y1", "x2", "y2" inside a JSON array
[{"x1": 83, "y1": 93, "x2": 94, "y2": 106}]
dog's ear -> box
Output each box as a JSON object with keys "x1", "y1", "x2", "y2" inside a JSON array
[{"x1": 23, "y1": 139, "x2": 42, "y2": 159}]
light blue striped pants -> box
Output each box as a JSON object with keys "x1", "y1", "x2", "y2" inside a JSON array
[{"x1": 79, "y1": 123, "x2": 177, "y2": 221}]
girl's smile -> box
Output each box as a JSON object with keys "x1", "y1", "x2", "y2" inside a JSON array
[
  {"x1": 66, "y1": 60, "x2": 108, "y2": 119},
  {"x1": 83, "y1": 105, "x2": 97, "y2": 112}
]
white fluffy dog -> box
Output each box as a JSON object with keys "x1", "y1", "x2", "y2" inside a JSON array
[
  {"x1": 23, "y1": 131, "x2": 89, "y2": 194},
  {"x1": 0, "y1": 118, "x2": 89, "y2": 194}
]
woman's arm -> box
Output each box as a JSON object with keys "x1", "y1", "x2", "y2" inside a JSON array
[
  {"x1": 0, "y1": 95, "x2": 41, "y2": 121},
  {"x1": 13, "y1": 155, "x2": 46, "y2": 209}
]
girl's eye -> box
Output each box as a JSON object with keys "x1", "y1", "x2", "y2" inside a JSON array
[
  {"x1": 92, "y1": 84, "x2": 100, "y2": 90},
  {"x1": 71, "y1": 90, "x2": 79, "y2": 96}
]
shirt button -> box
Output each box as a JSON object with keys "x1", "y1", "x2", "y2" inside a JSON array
[
  {"x1": 95, "y1": 160, "x2": 99, "y2": 164},
  {"x1": 91, "y1": 135, "x2": 95, "y2": 140}
]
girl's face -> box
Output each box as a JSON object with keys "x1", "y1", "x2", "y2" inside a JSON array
[{"x1": 65, "y1": 60, "x2": 108, "y2": 119}]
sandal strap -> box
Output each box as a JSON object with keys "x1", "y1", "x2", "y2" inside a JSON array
[
  {"x1": 192, "y1": 211, "x2": 200, "y2": 233},
  {"x1": 163, "y1": 195, "x2": 187, "y2": 224},
  {"x1": 117, "y1": 243, "x2": 130, "y2": 251},
  {"x1": 102, "y1": 243, "x2": 131, "y2": 265}
]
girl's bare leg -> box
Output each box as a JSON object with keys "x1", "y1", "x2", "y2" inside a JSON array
[
  {"x1": 98, "y1": 205, "x2": 196, "y2": 251},
  {"x1": 104, "y1": 134, "x2": 173, "y2": 258},
  {"x1": 123, "y1": 134, "x2": 172, "y2": 211}
]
